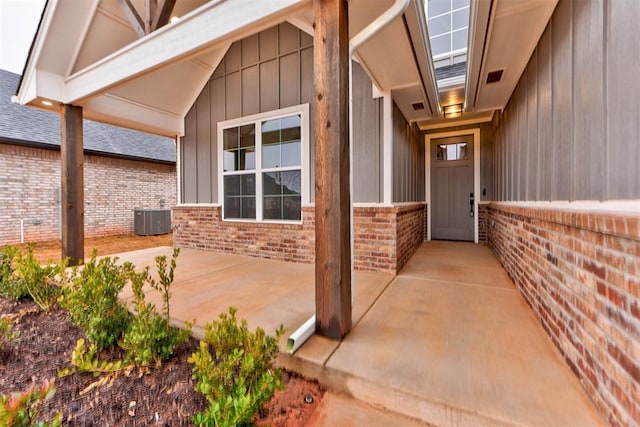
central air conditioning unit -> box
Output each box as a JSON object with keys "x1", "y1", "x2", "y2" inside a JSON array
[{"x1": 134, "y1": 209, "x2": 171, "y2": 236}]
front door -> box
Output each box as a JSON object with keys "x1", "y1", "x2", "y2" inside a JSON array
[{"x1": 430, "y1": 135, "x2": 474, "y2": 241}]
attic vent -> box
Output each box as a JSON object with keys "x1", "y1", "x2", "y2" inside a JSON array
[
  {"x1": 486, "y1": 69, "x2": 504, "y2": 84},
  {"x1": 411, "y1": 102, "x2": 425, "y2": 111}
]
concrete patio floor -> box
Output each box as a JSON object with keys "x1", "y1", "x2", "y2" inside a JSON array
[{"x1": 114, "y1": 242, "x2": 603, "y2": 426}]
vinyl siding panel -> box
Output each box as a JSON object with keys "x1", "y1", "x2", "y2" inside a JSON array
[
  {"x1": 393, "y1": 102, "x2": 424, "y2": 203},
  {"x1": 492, "y1": 0, "x2": 639, "y2": 201}
]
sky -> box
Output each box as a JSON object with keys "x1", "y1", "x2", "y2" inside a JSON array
[{"x1": 0, "y1": 0, "x2": 46, "y2": 74}]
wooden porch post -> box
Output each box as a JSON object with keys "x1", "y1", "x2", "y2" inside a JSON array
[
  {"x1": 314, "y1": 0, "x2": 352, "y2": 339},
  {"x1": 60, "y1": 104, "x2": 84, "y2": 266}
]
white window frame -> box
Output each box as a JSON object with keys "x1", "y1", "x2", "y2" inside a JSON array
[{"x1": 217, "y1": 104, "x2": 310, "y2": 224}]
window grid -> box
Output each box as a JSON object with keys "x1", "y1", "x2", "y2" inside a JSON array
[
  {"x1": 219, "y1": 106, "x2": 307, "y2": 223},
  {"x1": 427, "y1": 0, "x2": 470, "y2": 60}
]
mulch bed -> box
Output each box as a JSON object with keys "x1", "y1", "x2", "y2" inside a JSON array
[{"x1": 0, "y1": 297, "x2": 323, "y2": 426}]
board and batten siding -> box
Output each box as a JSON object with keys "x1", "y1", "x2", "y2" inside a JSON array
[
  {"x1": 180, "y1": 22, "x2": 385, "y2": 205},
  {"x1": 492, "y1": 0, "x2": 640, "y2": 201},
  {"x1": 393, "y1": 102, "x2": 424, "y2": 203}
]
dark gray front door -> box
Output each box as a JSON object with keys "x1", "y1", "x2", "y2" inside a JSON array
[{"x1": 431, "y1": 135, "x2": 474, "y2": 241}]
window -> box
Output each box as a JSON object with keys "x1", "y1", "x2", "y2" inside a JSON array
[
  {"x1": 219, "y1": 105, "x2": 308, "y2": 222},
  {"x1": 436, "y1": 143, "x2": 468, "y2": 161},
  {"x1": 426, "y1": 0, "x2": 470, "y2": 68}
]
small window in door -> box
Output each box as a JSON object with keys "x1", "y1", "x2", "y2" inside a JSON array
[{"x1": 436, "y1": 143, "x2": 468, "y2": 161}]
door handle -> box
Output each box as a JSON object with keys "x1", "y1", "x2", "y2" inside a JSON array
[{"x1": 469, "y1": 193, "x2": 474, "y2": 217}]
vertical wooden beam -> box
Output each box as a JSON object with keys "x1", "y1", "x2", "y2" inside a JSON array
[
  {"x1": 314, "y1": 0, "x2": 351, "y2": 340},
  {"x1": 60, "y1": 104, "x2": 84, "y2": 266}
]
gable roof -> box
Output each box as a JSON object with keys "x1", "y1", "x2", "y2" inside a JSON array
[{"x1": 1, "y1": 69, "x2": 175, "y2": 164}]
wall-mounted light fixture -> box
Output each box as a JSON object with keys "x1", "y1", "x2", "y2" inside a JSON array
[
  {"x1": 41, "y1": 100, "x2": 53, "y2": 106},
  {"x1": 443, "y1": 103, "x2": 463, "y2": 119}
]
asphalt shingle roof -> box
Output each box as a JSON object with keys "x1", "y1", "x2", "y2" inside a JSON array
[
  {"x1": 435, "y1": 62, "x2": 467, "y2": 81},
  {"x1": 0, "y1": 69, "x2": 176, "y2": 163}
]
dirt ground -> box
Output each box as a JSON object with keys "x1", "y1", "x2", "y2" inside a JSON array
[
  {"x1": 15, "y1": 234, "x2": 174, "y2": 263},
  {"x1": 2, "y1": 234, "x2": 324, "y2": 425}
]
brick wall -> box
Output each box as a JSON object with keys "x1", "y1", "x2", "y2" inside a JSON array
[
  {"x1": 478, "y1": 202, "x2": 489, "y2": 243},
  {"x1": 0, "y1": 143, "x2": 176, "y2": 245},
  {"x1": 487, "y1": 202, "x2": 640, "y2": 426},
  {"x1": 173, "y1": 202, "x2": 426, "y2": 274}
]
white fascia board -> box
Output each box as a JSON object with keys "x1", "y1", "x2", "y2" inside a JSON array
[
  {"x1": 82, "y1": 94, "x2": 184, "y2": 137},
  {"x1": 36, "y1": 70, "x2": 67, "y2": 102},
  {"x1": 64, "y1": 0, "x2": 311, "y2": 104}
]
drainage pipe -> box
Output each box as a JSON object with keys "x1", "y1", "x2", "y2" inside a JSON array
[
  {"x1": 287, "y1": 0, "x2": 410, "y2": 353},
  {"x1": 286, "y1": 315, "x2": 316, "y2": 354},
  {"x1": 20, "y1": 219, "x2": 24, "y2": 243}
]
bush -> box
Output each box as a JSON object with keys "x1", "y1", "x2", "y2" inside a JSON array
[
  {"x1": 14, "y1": 244, "x2": 67, "y2": 311},
  {"x1": 0, "y1": 245, "x2": 27, "y2": 300},
  {"x1": 62, "y1": 251, "x2": 131, "y2": 349},
  {"x1": 0, "y1": 317, "x2": 19, "y2": 353},
  {"x1": 0, "y1": 379, "x2": 61, "y2": 426},
  {"x1": 189, "y1": 307, "x2": 285, "y2": 427},
  {"x1": 120, "y1": 249, "x2": 190, "y2": 367}
]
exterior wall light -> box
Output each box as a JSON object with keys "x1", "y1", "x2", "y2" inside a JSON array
[{"x1": 41, "y1": 100, "x2": 53, "y2": 106}]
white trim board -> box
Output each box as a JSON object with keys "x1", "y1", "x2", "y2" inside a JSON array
[{"x1": 425, "y1": 128, "x2": 481, "y2": 243}]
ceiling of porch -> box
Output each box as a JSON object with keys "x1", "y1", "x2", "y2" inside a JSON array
[{"x1": 16, "y1": 0, "x2": 559, "y2": 136}]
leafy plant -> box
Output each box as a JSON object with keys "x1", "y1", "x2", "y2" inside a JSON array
[
  {"x1": 0, "y1": 245, "x2": 28, "y2": 300},
  {"x1": 189, "y1": 307, "x2": 285, "y2": 427},
  {"x1": 120, "y1": 249, "x2": 190, "y2": 367},
  {"x1": 61, "y1": 251, "x2": 131, "y2": 349},
  {"x1": 0, "y1": 317, "x2": 19, "y2": 352},
  {"x1": 59, "y1": 338, "x2": 131, "y2": 378},
  {"x1": 14, "y1": 244, "x2": 67, "y2": 311},
  {"x1": 0, "y1": 379, "x2": 62, "y2": 427}
]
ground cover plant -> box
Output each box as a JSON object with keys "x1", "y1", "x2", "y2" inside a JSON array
[{"x1": 0, "y1": 239, "x2": 322, "y2": 425}]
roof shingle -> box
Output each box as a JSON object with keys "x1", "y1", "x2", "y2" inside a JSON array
[{"x1": 0, "y1": 69, "x2": 175, "y2": 163}]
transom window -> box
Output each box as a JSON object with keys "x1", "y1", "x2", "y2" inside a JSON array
[{"x1": 219, "y1": 105, "x2": 308, "y2": 223}]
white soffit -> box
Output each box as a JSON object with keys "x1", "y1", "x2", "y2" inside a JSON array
[
  {"x1": 17, "y1": 0, "x2": 311, "y2": 136},
  {"x1": 470, "y1": 0, "x2": 558, "y2": 112}
]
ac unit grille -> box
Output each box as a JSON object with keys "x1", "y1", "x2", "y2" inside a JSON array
[{"x1": 134, "y1": 209, "x2": 171, "y2": 236}]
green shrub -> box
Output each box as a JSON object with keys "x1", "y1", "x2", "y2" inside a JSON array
[
  {"x1": 0, "y1": 317, "x2": 19, "y2": 352},
  {"x1": 0, "y1": 379, "x2": 61, "y2": 427},
  {"x1": 189, "y1": 307, "x2": 285, "y2": 427},
  {"x1": 14, "y1": 244, "x2": 67, "y2": 311},
  {"x1": 0, "y1": 245, "x2": 27, "y2": 300},
  {"x1": 121, "y1": 249, "x2": 190, "y2": 367},
  {"x1": 61, "y1": 251, "x2": 131, "y2": 349}
]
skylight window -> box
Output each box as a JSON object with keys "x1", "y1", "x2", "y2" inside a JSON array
[{"x1": 426, "y1": 0, "x2": 470, "y2": 69}]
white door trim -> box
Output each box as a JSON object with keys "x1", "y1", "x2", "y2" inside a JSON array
[{"x1": 425, "y1": 128, "x2": 481, "y2": 243}]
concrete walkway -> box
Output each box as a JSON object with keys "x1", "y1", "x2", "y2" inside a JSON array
[{"x1": 114, "y1": 242, "x2": 603, "y2": 426}]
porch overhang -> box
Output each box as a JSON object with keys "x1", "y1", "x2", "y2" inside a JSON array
[
  {"x1": 16, "y1": 0, "x2": 312, "y2": 137},
  {"x1": 16, "y1": 0, "x2": 440, "y2": 137}
]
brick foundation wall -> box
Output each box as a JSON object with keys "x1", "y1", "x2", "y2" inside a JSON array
[
  {"x1": 487, "y1": 202, "x2": 639, "y2": 426},
  {"x1": 0, "y1": 143, "x2": 176, "y2": 245},
  {"x1": 478, "y1": 202, "x2": 489, "y2": 243},
  {"x1": 173, "y1": 202, "x2": 426, "y2": 274}
]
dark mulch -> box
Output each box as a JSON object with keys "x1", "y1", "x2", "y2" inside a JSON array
[{"x1": 0, "y1": 298, "x2": 322, "y2": 426}]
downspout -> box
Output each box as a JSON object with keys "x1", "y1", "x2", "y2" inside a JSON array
[{"x1": 288, "y1": 0, "x2": 411, "y2": 354}]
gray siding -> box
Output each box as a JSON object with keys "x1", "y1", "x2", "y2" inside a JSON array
[
  {"x1": 393, "y1": 102, "x2": 425, "y2": 203},
  {"x1": 425, "y1": 122, "x2": 494, "y2": 201},
  {"x1": 180, "y1": 23, "x2": 384, "y2": 205},
  {"x1": 492, "y1": 0, "x2": 640, "y2": 201},
  {"x1": 352, "y1": 62, "x2": 383, "y2": 203},
  {"x1": 180, "y1": 23, "x2": 314, "y2": 204}
]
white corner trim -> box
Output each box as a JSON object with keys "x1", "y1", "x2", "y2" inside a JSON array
[
  {"x1": 176, "y1": 136, "x2": 182, "y2": 205},
  {"x1": 383, "y1": 92, "x2": 393, "y2": 205},
  {"x1": 425, "y1": 128, "x2": 481, "y2": 243}
]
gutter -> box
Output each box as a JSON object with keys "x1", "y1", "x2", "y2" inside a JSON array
[{"x1": 287, "y1": 0, "x2": 411, "y2": 354}]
